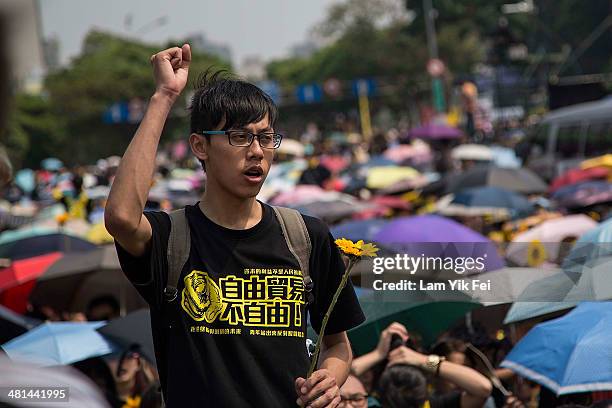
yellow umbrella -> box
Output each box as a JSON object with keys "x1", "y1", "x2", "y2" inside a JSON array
[
  {"x1": 366, "y1": 166, "x2": 420, "y2": 189},
  {"x1": 581, "y1": 154, "x2": 612, "y2": 170},
  {"x1": 87, "y1": 222, "x2": 114, "y2": 244}
]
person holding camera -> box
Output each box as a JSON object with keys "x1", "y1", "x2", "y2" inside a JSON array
[{"x1": 351, "y1": 322, "x2": 492, "y2": 408}]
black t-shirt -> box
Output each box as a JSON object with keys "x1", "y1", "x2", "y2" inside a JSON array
[{"x1": 115, "y1": 202, "x2": 365, "y2": 408}]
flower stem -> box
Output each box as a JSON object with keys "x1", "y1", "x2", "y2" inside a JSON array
[{"x1": 307, "y1": 257, "x2": 357, "y2": 378}]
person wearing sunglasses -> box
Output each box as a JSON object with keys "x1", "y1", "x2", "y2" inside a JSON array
[{"x1": 105, "y1": 44, "x2": 365, "y2": 408}]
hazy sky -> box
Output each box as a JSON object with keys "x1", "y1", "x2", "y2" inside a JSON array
[{"x1": 39, "y1": 0, "x2": 338, "y2": 67}]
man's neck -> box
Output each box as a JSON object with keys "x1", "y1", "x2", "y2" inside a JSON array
[{"x1": 199, "y1": 184, "x2": 262, "y2": 230}]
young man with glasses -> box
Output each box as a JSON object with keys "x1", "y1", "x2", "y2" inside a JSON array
[{"x1": 105, "y1": 44, "x2": 365, "y2": 408}]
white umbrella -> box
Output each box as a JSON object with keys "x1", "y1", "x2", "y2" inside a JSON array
[
  {"x1": 467, "y1": 267, "x2": 560, "y2": 306},
  {"x1": 451, "y1": 144, "x2": 493, "y2": 161},
  {"x1": 277, "y1": 139, "x2": 304, "y2": 157}
]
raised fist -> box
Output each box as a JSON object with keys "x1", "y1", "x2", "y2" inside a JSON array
[{"x1": 150, "y1": 44, "x2": 191, "y2": 100}]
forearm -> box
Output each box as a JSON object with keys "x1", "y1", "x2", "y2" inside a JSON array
[
  {"x1": 351, "y1": 350, "x2": 383, "y2": 377},
  {"x1": 106, "y1": 92, "x2": 174, "y2": 230},
  {"x1": 437, "y1": 360, "x2": 492, "y2": 399},
  {"x1": 318, "y1": 334, "x2": 353, "y2": 387}
]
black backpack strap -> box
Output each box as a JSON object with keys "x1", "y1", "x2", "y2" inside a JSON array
[
  {"x1": 165, "y1": 208, "x2": 190, "y2": 303},
  {"x1": 272, "y1": 206, "x2": 314, "y2": 304}
]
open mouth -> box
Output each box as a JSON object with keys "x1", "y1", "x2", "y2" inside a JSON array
[{"x1": 243, "y1": 166, "x2": 264, "y2": 183}]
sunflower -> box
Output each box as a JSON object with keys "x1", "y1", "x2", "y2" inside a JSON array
[
  {"x1": 527, "y1": 239, "x2": 547, "y2": 266},
  {"x1": 334, "y1": 238, "x2": 378, "y2": 258}
]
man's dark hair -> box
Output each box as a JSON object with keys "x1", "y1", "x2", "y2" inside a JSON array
[
  {"x1": 378, "y1": 364, "x2": 428, "y2": 408},
  {"x1": 189, "y1": 70, "x2": 278, "y2": 170}
]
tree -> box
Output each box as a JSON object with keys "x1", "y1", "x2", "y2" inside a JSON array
[
  {"x1": 39, "y1": 31, "x2": 230, "y2": 166},
  {"x1": 3, "y1": 94, "x2": 67, "y2": 169}
]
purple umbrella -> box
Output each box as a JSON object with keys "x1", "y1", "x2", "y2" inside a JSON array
[
  {"x1": 373, "y1": 214, "x2": 504, "y2": 273},
  {"x1": 409, "y1": 124, "x2": 462, "y2": 140}
]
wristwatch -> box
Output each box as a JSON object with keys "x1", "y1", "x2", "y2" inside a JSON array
[{"x1": 423, "y1": 354, "x2": 446, "y2": 375}]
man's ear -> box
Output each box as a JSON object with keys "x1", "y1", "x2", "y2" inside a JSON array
[{"x1": 189, "y1": 133, "x2": 209, "y2": 162}]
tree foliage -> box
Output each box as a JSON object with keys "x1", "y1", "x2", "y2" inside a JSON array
[{"x1": 5, "y1": 30, "x2": 230, "y2": 168}]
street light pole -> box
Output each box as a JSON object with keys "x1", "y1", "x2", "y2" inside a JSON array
[
  {"x1": 423, "y1": 0, "x2": 438, "y2": 59},
  {"x1": 423, "y1": 0, "x2": 446, "y2": 113}
]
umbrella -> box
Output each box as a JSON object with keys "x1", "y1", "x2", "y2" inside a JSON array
[
  {"x1": 0, "y1": 252, "x2": 64, "y2": 291},
  {"x1": 2, "y1": 321, "x2": 117, "y2": 366},
  {"x1": 331, "y1": 218, "x2": 389, "y2": 241},
  {"x1": 40, "y1": 158, "x2": 63, "y2": 171},
  {"x1": 0, "y1": 305, "x2": 41, "y2": 344},
  {"x1": 409, "y1": 124, "x2": 462, "y2": 140},
  {"x1": 504, "y1": 257, "x2": 612, "y2": 324},
  {"x1": 377, "y1": 174, "x2": 434, "y2": 195},
  {"x1": 451, "y1": 144, "x2": 493, "y2": 162},
  {"x1": 490, "y1": 146, "x2": 521, "y2": 169},
  {"x1": 552, "y1": 180, "x2": 612, "y2": 209},
  {"x1": 438, "y1": 187, "x2": 534, "y2": 220},
  {"x1": 270, "y1": 185, "x2": 337, "y2": 207},
  {"x1": 0, "y1": 228, "x2": 96, "y2": 260},
  {"x1": 277, "y1": 138, "x2": 305, "y2": 157},
  {"x1": 549, "y1": 167, "x2": 610, "y2": 193},
  {"x1": 366, "y1": 166, "x2": 420, "y2": 189},
  {"x1": 501, "y1": 302, "x2": 612, "y2": 395},
  {"x1": 348, "y1": 291, "x2": 480, "y2": 354},
  {"x1": 0, "y1": 356, "x2": 111, "y2": 407},
  {"x1": 506, "y1": 215, "x2": 598, "y2": 266},
  {"x1": 383, "y1": 142, "x2": 432, "y2": 164},
  {"x1": 373, "y1": 214, "x2": 505, "y2": 273},
  {"x1": 562, "y1": 217, "x2": 612, "y2": 271},
  {"x1": 29, "y1": 245, "x2": 147, "y2": 314},
  {"x1": 444, "y1": 166, "x2": 548, "y2": 195},
  {"x1": 466, "y1": 267, "x2": 560, "y2": 306},
  {"x1": 581, "y1": 153, "x2": 612, "y2": 170},
  {"x1": 295, "y1": 199, "x2": 382, "y2": 224},
  {"x1": 97, "y1": 308, "x2": 156, "y2": 365}
]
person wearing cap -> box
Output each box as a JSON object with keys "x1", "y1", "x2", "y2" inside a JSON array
[{"x1": 105, "y1": 44, "x2": 365, "y2": 408}]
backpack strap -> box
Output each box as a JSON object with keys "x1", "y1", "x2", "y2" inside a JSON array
[
  {"x1": 165, "y1": 209, "x2": 190, "y2": 303},
  {"x1": 271, "y1": 206, "x2": 314, "y2": 304}
]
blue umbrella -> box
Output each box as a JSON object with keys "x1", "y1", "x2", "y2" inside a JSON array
[
  {"x1": 40, "y1": 158, "x2": 63, "y2": 171},
  {"x1": 552, "y1": 180, "x2": 612, "y2": 209},
  {"x1": 501, "y1": 302, "x2": 612, "y2": 395},
  {"x1": 331, "y1": 218, "x2": 389, "y2": 242},
  {"x1": 562, "y1": 218, "x2": 612, "y2": 274},
  {"x1": 452, "y1": 186, "x2": 534, "y2": 216},
  {"x1": 2, "y1": 321, "x2": 117, "y2": 366}
]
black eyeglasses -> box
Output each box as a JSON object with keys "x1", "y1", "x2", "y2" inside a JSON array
[
  {"x1": 199, "y1": 130, "x2": 283, "y2": 149},
  {"x1": 339, "y1": 393, "x2": 368, "y2": 407}
]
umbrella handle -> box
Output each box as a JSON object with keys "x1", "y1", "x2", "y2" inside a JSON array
[{"x1": 466, "y1": 343, "x2": 512, "y2": 397}]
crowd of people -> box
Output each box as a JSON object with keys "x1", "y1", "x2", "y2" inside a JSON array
[{"x1": 1, "y1": 46, "x2": 611, "y2": 407}]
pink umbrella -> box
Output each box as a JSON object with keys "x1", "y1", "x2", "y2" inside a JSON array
[
  {"x1": 506, "y1": 214, "x2": 598, "y2": 266},
  {"x1": 270, "y1": 185, "x2": 339, "y2": 206},
  {"x1": 383, "y1": 142, "x2": 432, "y2": 163}
]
